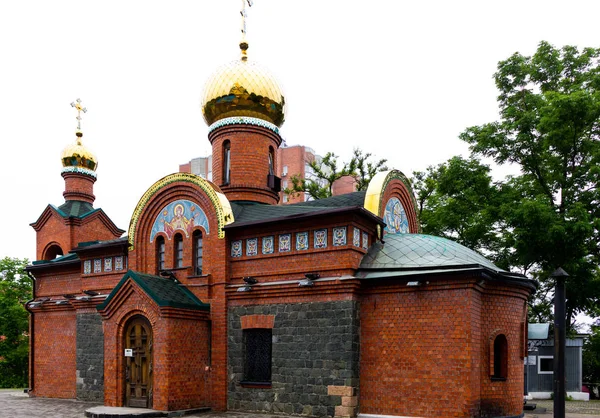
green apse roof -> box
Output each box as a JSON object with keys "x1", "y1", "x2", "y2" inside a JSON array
[
  {"x1": 97, "y1": 270, "x2": 210, "y2": 311},
  {"x1": 357, "y1": 234, "x2": 532, "y2": 285}
]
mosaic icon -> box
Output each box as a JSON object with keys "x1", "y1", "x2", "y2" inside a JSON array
[
  {"x1": 246, "y1": 238, "x2": 258, "y2": 256},
  {"x1": 279, "y1": 234, "x2": 291, "y2": 252},
  {"x1": 296, "y1": 232, "x2": 309, "y2": 251},
  {"x1": 383, "y1": 197, "x2": 409, "y2": 234},
  {"x1": 231, "y1": 240, "x2": 243, "y2": 258},
  {"x1": 315, "y1": 229, "x2": 327, "y2": 249},
  {"x1": 333, "y1": 227, "x2": 347, "y2": 246}
]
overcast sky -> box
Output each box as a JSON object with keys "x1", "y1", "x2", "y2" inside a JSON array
[{"x1": 1, "y1": 0, "x2": 599, "y2": 262}]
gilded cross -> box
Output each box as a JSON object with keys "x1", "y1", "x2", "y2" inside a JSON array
[
  {"x1": 70, "y1": 98, "x2": 87, "y2": 131},
  {"x1": 240, "y1": 0, "x2": 253, "y2": 40}
]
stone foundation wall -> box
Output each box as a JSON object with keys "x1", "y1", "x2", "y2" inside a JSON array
[
  {"x1": 228, "y1": 300, "x2": 359, "y2": 417},
  {"x1": 76, "y1": 312, "x2": 104, "y2": 401}
]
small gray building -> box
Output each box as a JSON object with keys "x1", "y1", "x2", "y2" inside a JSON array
[{"x1": 525, "y1": 323, "x2": 588, "y2": 401}]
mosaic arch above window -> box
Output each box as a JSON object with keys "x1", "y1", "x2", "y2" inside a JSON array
[
  {"x1": 150, "y1": 199, "x2": 210, "y2": 242},
  {"x1": 383, "y1": 197, "x2": 409, "y2": 234}
]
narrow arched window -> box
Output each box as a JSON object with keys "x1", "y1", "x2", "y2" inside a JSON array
[
  {"x1": 174, "y1": 233, "x2": 183, "y2": 268},
  {"x1": 223, "y1": 140, "x2": 231, "y2": 184},
  {"x1": 156, "y1": 236, "x2": 165, "y2": 273},
  {"x1": 193, "y1": 230, "x2": 203, "y2": 275},
  {"x1": 268, "y1": 146, "x2": 275, "y2": 175},
  {"x1": 493, "y1": 334, "x2": 508, "y2": 380}
]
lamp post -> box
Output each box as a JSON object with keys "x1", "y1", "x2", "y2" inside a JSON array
[{"x1": 552, "y1": 267, "x2": 568, "y2": 418}]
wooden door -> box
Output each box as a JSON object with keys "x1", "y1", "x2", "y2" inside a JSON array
[{"x1": 124, "y1": 317, "x2": 153, "y2": 408}]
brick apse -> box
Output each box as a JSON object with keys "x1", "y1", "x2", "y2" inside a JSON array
[{"x1": 26, "y1": 36, "x2": 536, "y2": 418}]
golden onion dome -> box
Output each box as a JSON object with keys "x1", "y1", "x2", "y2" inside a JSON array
[
  {"x1": 201, "y1": 49, "x2": 286, "y2": 128},
  {"x1": 61, "y1": 132, "x2": 98, "y2": 172}
]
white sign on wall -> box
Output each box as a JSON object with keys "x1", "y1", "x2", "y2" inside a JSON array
[{"x1": 124, "y1": 349, "x2": 133, "y2": 357}]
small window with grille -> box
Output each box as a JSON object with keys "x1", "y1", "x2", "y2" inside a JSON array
[{"x1": 243, "y1": 329, "x2": 272, "y2": 384}]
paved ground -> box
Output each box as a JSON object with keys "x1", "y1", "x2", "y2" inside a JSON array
[{"x1": 2, "y1": 389, "x2": 600, "y2": 418}]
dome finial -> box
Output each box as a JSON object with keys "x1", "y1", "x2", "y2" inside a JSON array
[
  {"x1": 62, "y1": 98, "x2": 97, "y2": 174},
  {"x1": 239, "y1": 0, "x2": 253, "y2": 61}
]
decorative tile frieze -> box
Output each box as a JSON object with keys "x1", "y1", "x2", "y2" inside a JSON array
[
  {"x1": 296, "y1": 232, "x2": 309, "y2": 251},
  {"x1": 104, "y1": 257, "x2": 112, "y2": 272},
  {"x1": 84, "y1": 260, "x2": 91, "y2": 275},
  {"x1": 93, "y1": 259, "x2": 102, "y2": 273},
  {"x1": 262, "y1": 236, "x2": 274, "y2": 254},
  {"x1": 315, "y1": 229, "x2": 327, "y2": 249},
  {"x1": 362, "y1": 232, "x2": 369, "y2": 249},
  {"x1": 231, "y1": 240, "x2": 243, "y2": 258},
  {"x1": 353, "y1": 227, "x2": 361, "y2": 247},
  {"x1": 333, "y1": 227, "x2": 347, "y2": 246},
  {"x1": 279, "y1": 234, "x2": 291, "y2": 252},
  {"x1": 246, "y1": 238, "x2": 258, "y2": 256},
  {"x1": 115, "y1": 256, "x2": 124, "y2": 271}
]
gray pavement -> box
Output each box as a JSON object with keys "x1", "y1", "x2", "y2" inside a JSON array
[{"x1": 3, "y1": 389, "x2": 600, "y2": 418}]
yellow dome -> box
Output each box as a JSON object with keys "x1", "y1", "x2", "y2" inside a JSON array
[
  {"x1": 201, "y1": 57, "x2": 286, "y2": 128},
  {"x1": 61, "y1": 132, "x2": 98, "y2": 172}
]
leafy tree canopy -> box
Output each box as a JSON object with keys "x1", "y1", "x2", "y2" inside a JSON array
[
  {"x1": 285, "y1": 148, "x2": 387, "y2": 200},
  {"x1": 0, "y1": 257, "x2": 31, "y2": 388},
  {"x1": 583, "y1": 321, "x2": 600, "y2": 388},
  {"x1": 414, "y1": 41, "x2": 600, "y2": 329}
]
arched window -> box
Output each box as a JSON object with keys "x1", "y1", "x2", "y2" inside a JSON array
[
  {"x1": 268, "y1": 146, "x2": 275, "y2": 175},
  {"x1": 223, "y1": 140, "x2": 231, "y2": 185},
  {"x1": 492, "y1": 334, "x2": 508, "y2": 380},
  {"x1": 193, "y1": 230, "x2": 203, "y2": 275},
  {"x1": 43, "y1": 244, "x2": 64, "y2": 260},
  {"x1": 174, "y1": 233, "x2": 183, "y2": 268},
  {"x1": 156, "y1": 236, "x2": 165, "y2": 273}
]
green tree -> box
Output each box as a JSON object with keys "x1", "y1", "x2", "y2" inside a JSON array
[
  {"x1": 285, "y1": 148, "x2": 387, "y2": 200},
  {"x1": 459, "y1": 41, "x2": 600, "y2": 328},
  {"x1": 583, "y1": 322, "x2": 600, "y2": 394},
  {"x1": 0, "y1": 257, "x2": 31, "y2": 388}
]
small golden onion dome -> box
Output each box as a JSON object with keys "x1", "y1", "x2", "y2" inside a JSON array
[
  {"x1": 201, "y1": 56, "x2": 286, "y2": 128},
  {"x1": 61, "y1": 132, "x2": 98, "y2": 171}
]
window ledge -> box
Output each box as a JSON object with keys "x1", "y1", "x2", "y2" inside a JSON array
[
  {"x1": 491, "y1": 376, "x2": 507, "y2": 382},
  {"x1": 240, "y1": 381, "x2": 272, "y2": 389}
]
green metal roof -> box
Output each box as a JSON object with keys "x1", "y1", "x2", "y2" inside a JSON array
[
  {"x1": 53, "y1": 200, "x2": 98, "y2": 219},
  {"x1": 357, "y1": 234, "x2": 534, "y2": 288},
  {"x1": 30, "y1": 252, "x2": 79, "y2": 266},
  {"x1": 97, "y1": 270, "x2": 210, "y2": 311}
]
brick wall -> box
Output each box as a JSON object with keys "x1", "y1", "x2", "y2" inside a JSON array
[
  {"x1": 76, "y1": 311, "x2": 104, "y2": 401},
  {"x1": 228, "y1": 301, "x2": 359, "y2": 417},
  {"x1": 32, "y1": 309, "x2": 77, "y2": 398}
]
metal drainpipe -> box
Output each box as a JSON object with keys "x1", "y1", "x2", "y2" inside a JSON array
[{"x1": 25, "y1": 271, "x2": 36, "y2": 394}]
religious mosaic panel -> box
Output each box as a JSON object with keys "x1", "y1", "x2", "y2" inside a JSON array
[
  {"x1": 246, "y1": 238, "x2": 258, "y2": 256},
  {"x1": 262, "y1": 236, "x2": 274, "y2": 254},
  {"x1": 296, "y1": 232, "x2": 309, "y2": 251},
  {"x1": 231, "y1": 240, "x2": 243, "y2": 258},
  {"x1": 83, "y1": 260, "x2": 91, "y2": 275},
  {"x1": 315, "y1": 229, "x2": 327, "y2": 249},
  {"x1": 333, "y1": 227, "x2": 347, "y2": 246},
  {"x1": 279, "y1": 234, "x2": 291, "y2": 252},
  {"x1": 362, "y1": 232, "x2": 369, "y2": 249},
  {"x1": 353, "y1": 227, "x2": 361, "y2": 247},
  {"x1": 150, "y1": 199, "x2": 210, "y2": 242},
  {"x1": 93, "y1": 259, "x2": 102, "y2": 273},
  {"x1": 115, "y1": 256, "x2": 125, "y2": 271},
  {"x1": 383, "y1": 197, "x2": 410, "y2": 234},
  {"x1": 104, "y1": 257, "x2": 112, "y2": 272}
]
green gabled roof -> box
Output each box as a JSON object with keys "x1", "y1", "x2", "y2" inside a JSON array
[
  {"x1": 229, "y1": 191, "x2": 368, "y2": 226},
  {"x1": 53, "y1": 200, "x2": 99, "y2": 219},
  {"x1": 97, "y1": 270, "x2": 210, "y2": 311},
  {"x1": 30, "y1": 252, "x2": 79, "y2": 266}
]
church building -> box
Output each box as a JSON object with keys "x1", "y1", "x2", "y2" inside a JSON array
[{"x1": 26, "y1": 8, "x2": 536, "y2": 418}]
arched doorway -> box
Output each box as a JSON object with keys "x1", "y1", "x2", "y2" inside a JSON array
[{"x1": 124, "y1": 316, "x2": 153, "y2": 408}]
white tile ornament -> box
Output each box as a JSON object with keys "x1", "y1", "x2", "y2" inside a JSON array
[
  {"x1": 333, "y1": 227, "x2": 347, "y2": 246},
  {"x1": 246, "y1": 238, "x2": 258, "y2": 256},
  {"x1": 231, "y1": 240, "x2": 243, "y2": 258},
  {"x1": 115, "y1": 256, "x2": 124, "y2": 271},
  {"x1": 315, "y1": 229, "x2": 327, "y2": 249},
  {"x1": 353, "y1": 227, "x2": 361, "y2": 247},
  {"x1": 262, "y1": 236, "x2": 274, "y2": 254},
  {"x1": 362, "y1": 232, "x2": 369, "y2": 250},
  {"x1": 296, "y1": 232, "x2": 309, "y2": 251},
  {"x1": 93, "y1": 259, "x2": 102, "y2": 273},
  {"x1": 279, "y1": 234, "x2": 291, "y2": 252},
  {"x1": 84, "y1": 260, "x2": 91, "y2": 274},
  {"x1": 104, "y1": 257, "x2": 113, "y2": 272}
]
